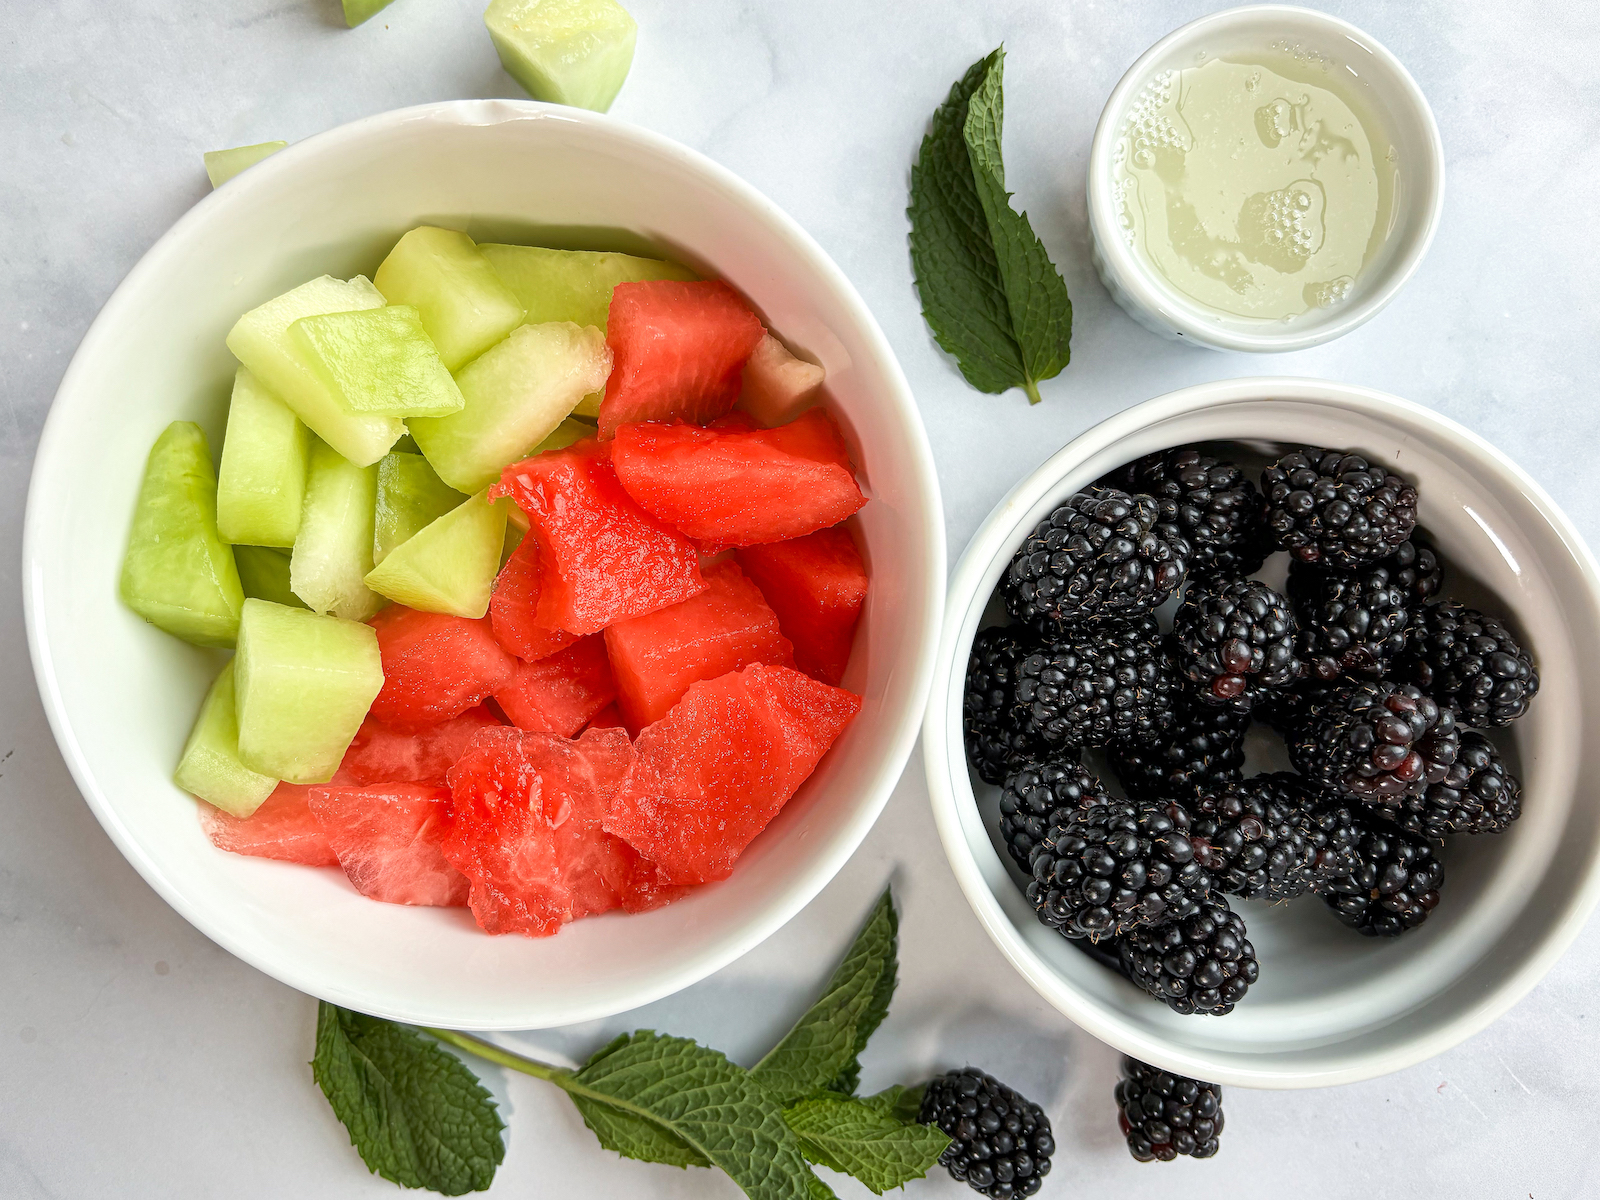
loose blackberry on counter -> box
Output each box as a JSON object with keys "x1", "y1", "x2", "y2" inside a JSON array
[
  {"x1": 1287, "y1": 558, "x2": 1412, "y2": 681},
  {"x1": 1173, "y1": 577, "x2": 1300, "y2": 708},
  {"x1": 1108, "y1": 695, "x2": 1249, "y2": 800},
  {"x1": 1395, "y1": 601, "x2": 1540, "y2": 728},
  {"x1": 1186, "y1": 774, "x2": 1322, "y2": 901},
  {"x1": 1101, "y1": 447, "x2": 1271, "y2": 577},
  {"x1": 919, "y1": 1069, "x2": 1054, "y2": 1199},
  {"x1": 964, "y1": 625, "x2": 1056, "y2": 785},
  {"x1": 1119, "y1": 895, "x2": 1258, "y2": 1016},
  {"x1": 1261, "y1": 448, "x2": 1418, "y2": 568},
  {"x1": 1380, "y1": 532, "x2": 1443, "y2": 606},
  {"x1": 1013, "y1": 616, "x2": 1178, "y2": 748},
  {"x1": 1318, "y1": 821, "x2": 1444, "y2": 936},
  {"x1": 1003, "y1": 487, "x2": 1189, "y2": 638},
  {"x1": 997, "y1": 758, "x2": 1109, "y2": 874},
  {"x1": 1378, "y1": 731, "x2": 1522, "y2": 839},
  {"x1": 1028, "y1": 800, "x2": 1211, "y2": 940},
  {"x1": 1288, "y1": 680, "x2": 1460, "y2": 803},
  {"x1": 1115, "y1": 1057, "x2": 1224, "y2": 1161}
]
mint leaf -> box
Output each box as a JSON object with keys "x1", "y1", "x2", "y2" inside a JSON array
[
  {"x1": 570, "y1": 1092, "x2": 711, "y2": 1169},
  {"x1": 312, "y1": 1003, "x2": 504, "y2": 1195},
  {"x1": 858, "y1": 1084, "x2": 927, "y2": 1126},
  {"x1": 908, "y1": 48, "x2": 1072, "y2": 404},
  {"x1": 783, "y1": 1095, "x2": 951, "y2": 1195},
  {"x1": 751, "y1": 889, "x2": 898, "y2": 1105},
  {"x1": 807, "y1": 1171, "x2": 841, "y2": 1200}
]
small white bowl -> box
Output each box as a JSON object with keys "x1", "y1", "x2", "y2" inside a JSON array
[
  {"x1": 924, "y1": 377, "x2": 1600, "y2": 1088},
  {"x1": 1088, "y1": 5, "x2": 1445, "y2": 352},
  {"x1": 24, "y1": 101, "x2": 945, "y2": 1030}
]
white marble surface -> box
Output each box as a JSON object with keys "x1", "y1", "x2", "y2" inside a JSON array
[{"x1": 4, "y1": 1, "x2": 1599, "y2": 1196}]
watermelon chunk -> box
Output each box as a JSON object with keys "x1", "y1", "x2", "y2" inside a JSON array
[
  {"x1": 585, "y1": 702, "x2": 625, "y2": 731},
  {"x1": 604, "y1": 561, "x2": 793, "y2": 732},
  {"x1": 604, "y1": 663, "x2": 861, "y2": 884},
  {"x1": 198, "y1": 783, "x2": 338, "y2": 867},
  {"x1": 738, "y1": 527, "x2": 868, "y2": 686},
  {"x1": 610, "y1": 410, "x2": 865, "y2": 551},
  {"x1": 596, "y1": 280, "x2": 764, "y2": 438},
  {"x1": 490, "y1": 439, "x2": 704, "y2": 635},
  {"x1": 488, "y1": 534, "x2": 580, "y2": 661},
  {"x1": 338, "y1": 706, "x2": 502, "y2": 787},
  {"x1": 368, "y1": 606, "x2": 518, "y2": 731},
  {"x1": 494, "y1": 635, "x2": 617, "y2": 736},
  {"x1": 308, "y1": 783, "x2": 469, "y2": 906}
]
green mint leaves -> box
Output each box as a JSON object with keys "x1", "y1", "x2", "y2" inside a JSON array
[
  {"x1": 784, "y1": 1094, "x2": 951, "y2": 1195},
  {"x1": 909, "y1": 48, "x2": 1073, "y2": 404}
]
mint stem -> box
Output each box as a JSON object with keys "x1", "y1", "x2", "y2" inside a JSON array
[
  {"x1": 1022, "y1": 377, "x2": 1042, "y2": 405},
  {"x1": 423, "y1": 1028, "x2": 570, "y2": 1084}
]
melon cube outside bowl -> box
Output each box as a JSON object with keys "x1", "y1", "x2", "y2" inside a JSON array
[
  {"x1": 924, "y1": 378, "x2": 1600, "y2": 1087},
  {"x1": 24, "y1": 101, "x2": 945, "y2": 1030}
]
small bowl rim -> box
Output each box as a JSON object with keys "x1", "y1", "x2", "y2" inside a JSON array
[{"x1": 1086, "y1": 3, "x2": 1447, "y2": 353}]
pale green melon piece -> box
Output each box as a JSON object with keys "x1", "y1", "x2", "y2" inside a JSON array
[
  {"x1": 204, "y1": 141, "x2": 286, "y2": 188},
  {"x1": 485, "y1": 0, "x2": 637, "y2": 113},
  {"x1": 290, "y1": 440, "x2": 384, "y2": 620},
  {"x1": 234, "y1": 599, "x2": 383, "y2": 784},
  {"x1": 120, "y1": 422, "x2": 245, "y2": 648},
  {"x1": 410, "y1": 321, "x2": 610, "y2": 493},
  {"x1": 174, "y1": 661, "x2": 279, "y2": 817},
  {"x1": 364, "y1": 491, "x2": 509, "y2": 618},
  {"x1": 225, "y1": 275, "x2": 404, "y2": 467},
  {"x1": 374, "y1": 451, "x2": 466, "y2": 566},
  {"x1": 373, "y1": 228, "x2": 525, "y2": 372},
  {"x1": 234, "y1": 545, "x2": 307, "y2": 609},
  {"x1": 291, "y1": 305, "x2": 464, "y2": 418},
  {"x1": 216, "y1": 368, "x2": 310, "y2": 547},
  {"x1": 501, "y1": 520, "x2": 525, "y2": 568},
  {"x1": 343, "y1": 0, "x2": 395, "y2": 26}
]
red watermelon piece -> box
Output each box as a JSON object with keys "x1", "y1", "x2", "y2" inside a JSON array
[
  {"x1": 738, "y1": 527, "x2": 869, "y2": 685},
  {"x1": 368, "y1": 606, "x2": 518, "y2": 731},
  {"x1": 307, "y1": 783, "x2": 469, "y2": 907},
  {"x1": 337, "y1": 706, "x2": 502, "y2": 787},
  {"x1": 490, "y1": 439, "x2": 705, "y2": 635},
  {"x1": 585, "y1": 703, "x2": 626, "y2": 731},
  {"x1": 604, "y1": 560, "x2": 794, "y2": 732},
  {"x1": 598, "y1": 280, "x2": 764, "y2": 439},
  {"x1": 610, "y1": 410, "x2": 865, "y2": 552},
  {"x1": 494, "y1": 634, "x2": 618, "y2": 737},
  {"x1": 707, "y1": 410, "x2": 763, "y2": 432},
  {"x1": 604, "y1": 663, "x2": 861, "y2": 884},
  {"x1": 198, "y1": 783, "x2": 338, "y2": 867},
  {"x1": 489, "y1": 534, "x2": 581, "y2": 662}
]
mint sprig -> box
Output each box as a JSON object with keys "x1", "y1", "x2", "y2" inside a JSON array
[
  {"x1": 908, "y1": 47, "x2": 1073, "y2": 404},
  {"x1": 784, "y1": 1094, "x2": 950, "y2": 1195}
]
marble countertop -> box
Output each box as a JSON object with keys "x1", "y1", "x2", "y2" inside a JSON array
[{"x1": 4, "y1": 1, "x2": 1598, "y2": 1196}]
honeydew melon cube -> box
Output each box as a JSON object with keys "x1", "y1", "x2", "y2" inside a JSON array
[
  {"x1": 363, "y1": 490, "x2": 509, "y2": 618},
  {"x1": 234, "y1": 599, "x2": 384, "y2": 784},
  {"x1": 174, "y1": 661, "x2": 279, "y2": 817},
  {"x1": 204, "y1": 141, "x2": 286, "y2": 188},
  {"x1": 216, "y1": 368, "x2": 310, "y2": 547},
  {"x1": 290, "y1": 439, "x2": 384, "y2": 620},
  {"x1": 485, "y1": 0, "x2": 637, "y2": 113},
  {"x1": 342, "y1": 0, "x2": 395, "y2": 26},
  {"x1": 409, "y1": 321, "x2": 610, "y2": 493},
  {"x1": 225, "y1": 275, "x2": 404, "y2": 467},
  {"x1": 120, "y1": 422, "x2": 245, "y2": 648},
  {"x1": 374, "y1": 450, "x2": 465, "y2": 566},
  {"x1": 739, "y1": 332, "x2": 827, "y2": 424},
  {"x1": 291, "y1": 305, "x2": 465, "y2": 418},
  {"x1": 233, "y1": 545, "x2": 306, "y2": 609},
  {"x1": 373, "y1": 228, "x2": 525, "y2": 372}
]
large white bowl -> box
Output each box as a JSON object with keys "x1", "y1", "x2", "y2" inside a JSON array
[
  {"x1": 924, "y1": 377, "x2": 1600, "y2": 1087},
  {"x1": 25, "y1": 101, "x2": 945, "y2": 1030}
]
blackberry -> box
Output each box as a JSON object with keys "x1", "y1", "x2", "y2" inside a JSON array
[
  {"x1": 1003, "y1": 487, "x2": 1189, "y2": 637},
  {"x1": 1186, "y1": 774, "x2": 1321, "y2": 901},
  {"x1": 1319, "y1": 822, "x2": 1444, "y2": 936},
  {"x1": 1173, "y1": 577, "x2": 1300, "y2": 708},
  {"x1": 1102, "y1": 447, "x2": 1270, "y2": 577},
  {"x1": 964, "y1": 626, "x2": 1053, "y2": 784},
  {"x1": 1027, "y1": 800, "x2": 1211, "y2": 939},
  {"x1": 1115, "y1": 1057, "x2": 1224, "y2": 1161},
  {"x1": 997, "y1": 758, "x2": 1108, "y2": 874},
  {"x1": 1119, "y1": 895, "x2": 1258, "y2": 1015},
  {"x1": 1377, "y1": 731, "x2": 1522, "y2": 838},
  {"x1": 1013, "y1": 617, "x2": 1178, "y2": 748},
  {"x1": 1261, "y1": 448, "x2": 1418, "y2": 568},
  {"x1": 919, "y1": 1069, "x2": 1054, "y2": 1199},
  {"x1": 1253, "y1": 679, "x2": 1334, "y2": 735},
  {"x1": 1108, "y1": 696, "x2": 1248, "y2": 800},
  {"x1": 1289, "y1": 681, "x2": 1459, "y2": 803},
  {"x1": 1302, "y1": 794, "x2": 1367, "y2": 888},
  {"x1": 1286, "y1": 559, "x2": 1411, "y2": 680},
  {"x1": 1381, "y1": 533, "x2": 1442, "y2": 605},
  {"x1": 1395, "y1": 601, "x2": 1540, "y2": 728}
]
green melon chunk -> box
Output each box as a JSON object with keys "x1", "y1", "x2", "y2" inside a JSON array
[
  {"x1": 174, "y1": 660, "x2": 279, "y2": 817},
  {"x1": 374, "y1": 450, "x2": 466, "y2": 566},
  {"x1": 204, "y1": 141, "x2": 287, "y2": 188},
  {"x1": 373, "y1": 227, "x2": 525, "y2": 372},
  {"x1": 528, "y1": 414, "x2": 594, "y2": 456},
  {"x1": 343, "y1": 0, "x2": 396, "y2": 27},
  {"x1": 291, "y1": 305, "x2": 465, "y2": 418},
  {"x1": 234, "y1": 545, "x2": 306, "y2": 609},
  {"x1": 500, "y1": 519, "x2": 525, "y2": 568},
  {"x1": 121, "y1": 422, "x2": 245, "y2": 648},
  {"x1": 216, "y1": 368, "x2": 310, "y2": 548},
  {"x1": 410, "y1": 321, "x2": 610, "y2": 493},
  {"x1": 225, "y1": 275, "x2": 404, "y2": 467},
  {"x1": 485, "y1": 0, "x2": 637, "y2": 113},
  {"x1": 290, "y1": 440, "x2": 384, "y2": 620},
  {"x1": 234, "y1": 599, "x2": 383, "y2": 784},
  {"x1": 364, "y1": 491, "x2": 509, "y2": 618}
]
